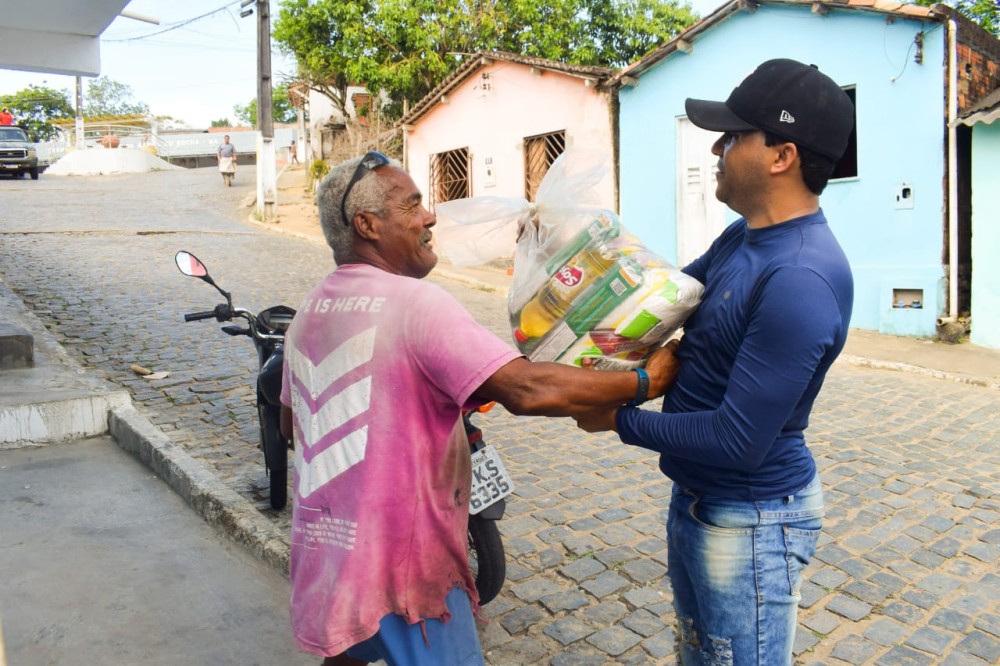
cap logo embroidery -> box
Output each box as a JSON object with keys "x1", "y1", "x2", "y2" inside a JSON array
[{"x1": 779, "y1": 110, "x2": 795, "y2": 124}]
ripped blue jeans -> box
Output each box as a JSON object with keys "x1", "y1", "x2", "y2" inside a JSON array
[{"x1": 667, "y1": 475, "x2": 823, "y2": 666}]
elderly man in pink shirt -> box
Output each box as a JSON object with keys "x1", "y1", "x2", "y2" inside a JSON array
[{"x1": 280, "y1": 151, "x2": 679, "y2": 665}]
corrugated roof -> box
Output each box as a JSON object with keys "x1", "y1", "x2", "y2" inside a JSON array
[
  {"x1": 958, "y1": 86, "x2": 1000, "y2": 126},
  {"x1": 398, "y1": 51, "x2": 614, "y2": 126},
  {"x1": 608, "y1": 0, "x2": 942, "y2": 88}
]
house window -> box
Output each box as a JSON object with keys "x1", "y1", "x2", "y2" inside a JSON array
[
  {"x1": 831, "y1": 87, "x2": 857, "y2": 180},
  {"x1": 429, "y1": 147, "x2": 470, "y2": 209},
  {"x1": 524, "y1": 130, "x2": 566, "y2": 200}
]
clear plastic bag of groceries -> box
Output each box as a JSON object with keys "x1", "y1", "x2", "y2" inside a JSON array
[{"x1": 435, "y1": 149, "x2": 704, "y2": 370}]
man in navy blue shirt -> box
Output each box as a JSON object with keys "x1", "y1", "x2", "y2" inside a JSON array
[{"x1": 577, "y1": 59, "x2": 855, "y2": 665}]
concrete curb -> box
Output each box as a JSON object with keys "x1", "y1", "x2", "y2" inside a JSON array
[
  {"x1": 1, "y1": 391, "x2": 131, "y2": 449},
  {"x1": 837, "y1": 354, "x2": 1000, "y2": 391},
  {"x1": 108, "y1": 402, "x2": 291, "y2": 574},
  {"x1": 1, "y1": 275, "x2": 133, "y2": 448}
]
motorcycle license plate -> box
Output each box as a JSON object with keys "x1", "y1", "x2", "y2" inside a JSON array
[{"x1": 469, "y1": 445, "x2": 515, "y2": 515}]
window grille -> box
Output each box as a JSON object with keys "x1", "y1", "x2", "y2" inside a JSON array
[
  {"x1": 429, "y1": 147, "x2": 470, "y2": 210},
  {"x1": 524, "y1": 131, "x2": 566, "y2": 201}
]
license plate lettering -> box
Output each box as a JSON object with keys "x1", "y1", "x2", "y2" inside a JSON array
[{"x1": 469, "y1": 445, "x2": 514, "y2": 515}]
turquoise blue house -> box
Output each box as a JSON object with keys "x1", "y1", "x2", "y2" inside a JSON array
[
  {"x1": 959, "y1": 87, "x2": 1000, "y2": 349},
  {"x1": 610, "y1": 0, "x2": 1000, "y2": 344}
]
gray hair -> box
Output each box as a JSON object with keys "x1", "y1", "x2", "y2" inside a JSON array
[{"x1": 316, "y1": 154, "x2": 397, "y2": 262}]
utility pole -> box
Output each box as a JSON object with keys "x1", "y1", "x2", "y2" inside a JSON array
[
  {"x1": 256, "y1": 0, "x2": 277, "y2": 222},
  {"x1": 74, "y1": 76, "x2": 84, "y2": 150}
]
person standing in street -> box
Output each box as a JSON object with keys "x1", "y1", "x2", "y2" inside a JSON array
[
  {"x1": 279, "y1": 151, "x2": 681, "y2": 665},
  {"x1": 0, "y1": 107, "x2": 13, "y2": 125},
  {"x1": 576, "y1": 58, "x2": 856, "y2": 665},
  {"x1": 217, "y1": 134, "x2": 237, "y2": 185},
  {"x1": 289, "y1": 140, "x2": 299, "y2": 165}
]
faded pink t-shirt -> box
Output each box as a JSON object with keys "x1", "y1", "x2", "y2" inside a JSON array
[{"x1": 280, "y1": 263, "x2": 521, "y2": 657}]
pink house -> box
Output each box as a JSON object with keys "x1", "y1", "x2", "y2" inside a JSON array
[{"x1": 399, "y1": 52, "x2": 616, "y2": 211}]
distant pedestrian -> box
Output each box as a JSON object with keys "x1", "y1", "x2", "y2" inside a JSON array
[
  {"x1": 217, "y1": 134, "x2": 237, "y2": 186},
  {"x1": 289, "y1": 141, "x2": 299, "y2": 165},
  {"x1": 0, "y1": 108, "x2": 13, "y2": 126}
]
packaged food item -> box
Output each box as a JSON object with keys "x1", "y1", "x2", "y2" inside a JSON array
[
  {"x1": 514, "y1": 216, "x2": 619, "y2": 341},
  {"x1": 510, "y1": 213, "x2": 702, "y2": 369},
  {"x1": 435, "y1": 148, "x2": 703, "y2": 369}
]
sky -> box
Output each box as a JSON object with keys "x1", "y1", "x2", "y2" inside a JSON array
[
  {"x1": 0, "y1": 0, "x2": 298, "y2": 129},
  {"x1": 0, "y1": 0, "x2": 723, "y2": 130}
]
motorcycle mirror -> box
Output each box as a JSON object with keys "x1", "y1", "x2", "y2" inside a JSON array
[
  {"x1": 175, "y1": 250, "x2": 233, "y2": 306},
  {"x1": 175, "y1": 251, "x2": 209, "y2": 278}
]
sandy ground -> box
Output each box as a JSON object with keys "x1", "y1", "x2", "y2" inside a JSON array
[{"x1": 273, "y1": 164, "x2": 324, "y2": 241}]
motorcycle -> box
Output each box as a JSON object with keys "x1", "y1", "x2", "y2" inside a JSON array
[
  {"x1": 175, "y1": 250, "x2": 293, "y2": 510},
  {"x1": 464, "y1": 403, "x2": 515, "y2": 604},
  {"x1": 174, "y1": 251, "x2": 515, "y2": 603}
]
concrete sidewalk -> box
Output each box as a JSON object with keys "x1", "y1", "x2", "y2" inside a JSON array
[
  {"x1": 1, "y1": 271, "x2": 302, "y2": 665},
  {"x1": 0, "y1": 436, "x2": 312, "y2": 666}
]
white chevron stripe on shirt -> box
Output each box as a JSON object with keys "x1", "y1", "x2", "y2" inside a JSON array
[
  {"x1": 288, "y1": 325, "x2": 377, "y2": 498},
  {"x1": 287, "y1": 326, "x2": 377, "y2": 396},
  {"x1": 292, "y1": 375, "x2": 372, "y2": 450},
  {"x1": 296, "y1": 425, "x2": 369, "y2": 500}
]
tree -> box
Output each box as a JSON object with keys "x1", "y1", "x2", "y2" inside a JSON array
[
  {"x1": 0, "y1": 85, "x2": 73, "y2": 142},
  {"x1": 273, "y1": 0, "x2": 697, "y2": 121},
  {"x1": 211, "y1": 118, "x2": 233, "y2": 128},
  {"x1": 84, "y1": 76, "x2": 150, "y2": 117},
  {"x1": 913, "y1": 0, "x2": 998, "y2": 35},
  {"x1": 233, "y1": 84, "x2": 297, "y2": 128}
]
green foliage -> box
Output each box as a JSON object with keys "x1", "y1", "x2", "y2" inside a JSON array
[
  {"x1": 0, "y1": 85, "x2": 73, "y2": 142},
  {"x1": 309, "y1": 158, "x2": 330, "y2": 180},
  {"x1": 273, "y1": 0, "x2": 697, "y2": 120},
  {"x1": 307, "y1": 158, "x2": 331, "y2": 193},
  {"x1": 234, "y1": 84, "x2": 298, "y2": 128},
  {"x1": 913, "y1": 0, "x2": 999, "y2": 35},
  {"x1": 210, "y1": 118, "x2": 233, "y2": 128},
  {"x1": 84, "y1": 76, "x2": 150, "y2": 117}
]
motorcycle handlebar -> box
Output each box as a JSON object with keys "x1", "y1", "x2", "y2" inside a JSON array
[{"x1": 184, "y1": 311, "x2": 218, "y2": 322}]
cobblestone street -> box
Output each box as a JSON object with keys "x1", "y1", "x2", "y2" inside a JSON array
[{"x1": 1, "y1": 170, "x2": 998, "y2": 665}]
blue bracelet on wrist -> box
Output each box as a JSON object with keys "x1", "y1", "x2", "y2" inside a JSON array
[{"x1": 626, "y1": 367, "x2": 650, "y2": 407}]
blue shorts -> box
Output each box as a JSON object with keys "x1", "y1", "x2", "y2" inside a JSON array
[{"x1": 345, "y1": 587, "x2": 484, "y2": 666}]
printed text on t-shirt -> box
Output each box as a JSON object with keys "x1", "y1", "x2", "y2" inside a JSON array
[{"x1": 304, "y1": 296, "x2": 386, "y2": 314}]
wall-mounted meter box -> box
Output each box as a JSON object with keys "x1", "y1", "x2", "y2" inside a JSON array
[{"x1": 895, "y1": 183, "x2": 915, "y2": 210}]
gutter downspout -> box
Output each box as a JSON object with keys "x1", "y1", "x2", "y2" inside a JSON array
[{"x1": 946, "y1": 18, "x2": 959, "y2": 320}]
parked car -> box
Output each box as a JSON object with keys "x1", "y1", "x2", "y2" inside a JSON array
[{"x1": 0, "y1": 126, "x2": 39, "y2": 180}]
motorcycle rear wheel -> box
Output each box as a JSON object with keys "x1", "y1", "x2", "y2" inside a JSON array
[{"x1": 468, "y1": 514, "x2": 505, "y2": 604}]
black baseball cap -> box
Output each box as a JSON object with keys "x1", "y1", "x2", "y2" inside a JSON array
[{"x1": 685, "y1": 58, "x2": 854, "y2": 161}]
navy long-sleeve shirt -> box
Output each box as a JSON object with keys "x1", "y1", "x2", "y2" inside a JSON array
[{"x1": 616, "y1": 210, "x2": 853, "y2": 500}]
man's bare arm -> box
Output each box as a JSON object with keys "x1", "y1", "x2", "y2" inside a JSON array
[{"x1": 473, "y1": 340, "x2": 680, "y2": 418}]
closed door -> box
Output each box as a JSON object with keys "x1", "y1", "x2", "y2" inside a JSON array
[{"x1": 676, "y1": 117, "x2": 728, "y2": 267}]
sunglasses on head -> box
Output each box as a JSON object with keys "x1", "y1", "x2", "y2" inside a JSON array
[{"x1": 341, "y1": 150, "x2": 391, "y2": 226}]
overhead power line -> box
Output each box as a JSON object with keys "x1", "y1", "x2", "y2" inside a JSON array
[{"x1": 103, "y1": 0, "x2": 244, "y2": 43}]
